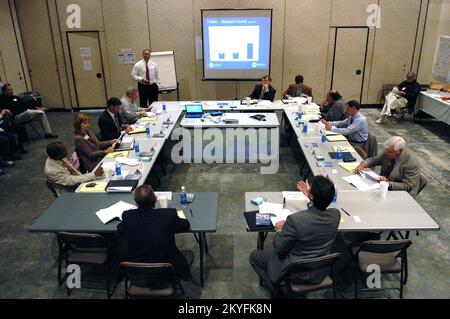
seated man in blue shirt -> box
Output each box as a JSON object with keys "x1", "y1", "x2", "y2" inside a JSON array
[{"x1": 321, "y1": 100, "x2": 368, "y2": 150}]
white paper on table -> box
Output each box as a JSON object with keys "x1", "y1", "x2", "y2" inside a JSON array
[
  {"x1": 282, "y1": 192, "x2": 308, "y2": 212},
  {"x1": 95, "y1": 201, "x2": 136, "y2": 224},
  {"x1": 326, "y1": 130, "x2": 339, "y2": 135},
  {"x1": 257, "y1": 100, "x2": 273, "y2": 107},
  {"x1": 118, "y1": 158, "x2": 140, "y2": 166},
  {"x1": 155, "y1": 192, "x2": 173, "y2": 201},
  {"x1": 122, "y1": 137, "x2": 134, "y2": 144},
  {"x1": 361, "y1": 170, "x2": 380, "y2": 182},
  {"x1": 101, "y1": 162, "x2": 116, "y2": 170},
  {"x1": 292, "y1": 97, "x2": 307, "y2": 104},
  {"x1": 343, "y1": 175, "x2": 380, "y2": 191},
  {"x1": 259, "y1": 202, "x2": 295, "y2": 225}
]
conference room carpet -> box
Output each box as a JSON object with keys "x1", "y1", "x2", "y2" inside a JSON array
[{"x1": 0, "y1": 108, "x2": 448, "y2": 299}]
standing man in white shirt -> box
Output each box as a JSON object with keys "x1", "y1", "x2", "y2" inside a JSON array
[{"x1": 131, "y1": 49, "x2": 161, "y2": 109}]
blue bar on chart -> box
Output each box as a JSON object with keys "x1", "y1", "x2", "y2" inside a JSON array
[
  {"x1": 219, "y1": 52, "x2": 225, "y2": 59},
  {"x1": 233, "y1": 52, "x2": 239, "y2": 59},
  {"x1": 247, "y1": 43, "x2": 253, "y2": 59}
]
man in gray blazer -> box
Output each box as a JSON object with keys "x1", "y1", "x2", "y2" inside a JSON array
[
  {"x1": 45, "y1": 142, "x2": 104, "y2": 196},
  {"x1": 355, "y1": 136, "x2": 421, "y2": 197},
  {"x1": 249, "y1": 176, "x2": 340, "y2": 297}
]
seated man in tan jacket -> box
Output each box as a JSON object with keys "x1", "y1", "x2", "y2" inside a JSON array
[
  {"x1": 355, "y1": 136, "x2": 421, "y2": 197},
  {"x1": 283, "y1": 75, "x2": 313, "y2": 99},
  {"x1": 45, "y1": 142, "x2": 104, "y2": 196}
]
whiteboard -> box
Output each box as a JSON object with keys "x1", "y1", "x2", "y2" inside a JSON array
[
  {"x1": 151, "y1": 51, "x2": 178, "y2": 90},
  {"x1": 432, "y1": 35, "x2": 450, "y2": 83}
]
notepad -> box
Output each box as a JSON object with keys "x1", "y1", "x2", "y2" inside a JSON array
[
  {"x1": 95, "y1": 201, "x2": 136, "y2": 224},
  {"x1": 338, "y1": 161, "x2": 361, "y2": 172},
  {"x1": 128, "y1": 128, "x2": 146, "y2": 135},
  {"x1": 107, "y1": 151, "x2": 129, "y2": 158},
  {"x1": 332, "y1": 145, "x2": 356, "y2": 153},
  {"x1": 327, "y1": 134, "x2": 347, "y2": 142},
  {"x1": 177, "y1": 210, "x2": 186, "y2": 219},
  {"x1": 79, "y1": 181, "x2": 108, "y2": 193}
]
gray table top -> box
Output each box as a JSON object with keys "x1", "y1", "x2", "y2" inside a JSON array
[
  {"x1": 31, "y1": 192, "x2": 218, "y2": 234},
  {"x1": 245, "y1": 191, "x2": 439, "y2": 232}
]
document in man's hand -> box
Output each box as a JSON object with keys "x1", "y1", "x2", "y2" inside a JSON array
[
  {"x1": 95, "y1": 201, "x2": 136, "y2": 224},
  {"x1": 342, "y1": 175, "x2": 380, "y2": 191}
]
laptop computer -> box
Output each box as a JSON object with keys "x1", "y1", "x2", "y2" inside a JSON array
[
  {"x1": 114, "y1": 133, "x2": 134, "y2": 151},
  {"x1": 185, "y1": 104, "x2": 204, "y2": 118}
]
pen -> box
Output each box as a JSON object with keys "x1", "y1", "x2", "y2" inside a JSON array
[{"x1": 341, "y1": 208, "x2": 351, "y2": 216}]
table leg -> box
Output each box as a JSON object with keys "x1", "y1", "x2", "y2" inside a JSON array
[
  {"x1": 258, "y1": 232, "x2": 266, "y2": 250},
  {"x1": 199, "y1": 232, "x2": 205, "y2": 287}
]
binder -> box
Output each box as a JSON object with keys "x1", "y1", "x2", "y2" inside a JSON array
[{"x1": 106, "y1": 179, "x2": 138, "y2": 193}]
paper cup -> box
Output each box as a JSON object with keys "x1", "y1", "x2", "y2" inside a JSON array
[
  {"x1": 307, "y1": 96, "x2": 313, "y2": 104},
  {"x1": 380, "y1": 181, "x2": 389, "y2": 199},
  {"x1": 104, "y1": 168, "x2": 113, "y2": 181},
  {"x1": 159, "y1": 195, "x2": 169, "y2": 208}
]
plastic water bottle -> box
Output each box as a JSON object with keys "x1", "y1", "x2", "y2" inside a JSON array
[
  {"x1": 303, "y1": 121, "x2": 309, "y2": 134},
  {"x1": 134, "y1": 141, "x2": 140, "y2": 156},
  {"x1": 321, "y1": 129, "x2": 327, "y2": 144},
  {"x1": 180, "y1": 186, "x2": 187, "y2": 205},
  {"x1": 162, "y1": 101, "x2": 167, "y2": 113},
  {"x1": 115, "y1": 160, "x2": 122, "y2": 179},
  {"x1": 336, "y1": 146, "x2": 342, "y2": 164},
  {"x1": 297, "y1": 111, "x2": 303, "y2": 123},
  {"x1": 146, "y1": 123, "x2": 151, "y2": 138}
]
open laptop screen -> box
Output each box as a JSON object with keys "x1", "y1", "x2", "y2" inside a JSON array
[{"x1": 185, "y1": 104, "x2": 203, "y2": 114}]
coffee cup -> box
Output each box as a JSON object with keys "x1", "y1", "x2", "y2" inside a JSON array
[
  {"x1": 380, "y1": 181, "x2": 389, "y2": 199},
  {"x1": 159, "y1": 195, "x2": 169, "y2": 208}
]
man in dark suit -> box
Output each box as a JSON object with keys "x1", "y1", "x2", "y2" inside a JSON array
[
  {"x1": 117, "y1": 185, "x2": 194, "y2": 281},
  {"x1": 249, "y1": 75, "x2": 276, "y2": 102},
  {"x1": 249, "y1": 176, "x2": 340, "y2": 297},
  {"x1": 98, "y1": 97, "x2": 132, "y2": 141},
  {"x1": 283, "y1": 75, "x2": 313, "y2": 99},
  {"x1": 355, "y1": 136, "x2": 421, "y2": 197}
]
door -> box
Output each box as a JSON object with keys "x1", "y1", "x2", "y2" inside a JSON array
[
  {"x1": 330, "y1": 27, "x2": 369, "y2": 102},
  {"x1": 68, "y1": 32, "x2": 106, "y2": 108},
  {"x1": 0, "y1": 0, "x2": 29, "y2": 92}
]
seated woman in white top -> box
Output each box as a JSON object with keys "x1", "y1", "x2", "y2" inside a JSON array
[{"x1": 120, "y1": 87, "x2": 152, "y2": 124}]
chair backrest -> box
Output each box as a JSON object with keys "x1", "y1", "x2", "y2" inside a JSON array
[
  {"x1": 364, "y1": 132, "x2": 378, "y2": 158},
  {"x1": 418, "y1": 173, "x2": 427, "y2": 195},
  {"x1": 381, "y1": 84, "x2": 396, "y2": 96},
  {"x1": 120, "y1": 262, "x2": 178, "y2": 291},
  {"x1": 58, "y1": 232, "x2": 107, "y2": 251},
  {"x1": 356, "y1": 240, "x2": 412, "y2": 256},
  {"x1": 46, "y1": 181, "x2": 59, "y2": 198},
  {"x1": 281, "y1": 253, "x2": 341, "y2": 284}
]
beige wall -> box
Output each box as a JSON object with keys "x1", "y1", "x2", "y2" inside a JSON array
[
  {"x1": 418, "y1": 0, "x2": 450, "y2": 84},
  {"x1": 11, "y1": 0, "x2": 447, "y2": 108}
]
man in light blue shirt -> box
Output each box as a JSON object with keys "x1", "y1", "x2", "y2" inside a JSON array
[{"x1": 321, "y1": 100, "x2": 368, "y2": 143}]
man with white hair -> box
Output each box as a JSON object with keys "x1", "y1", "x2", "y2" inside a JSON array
[
  {"x1": 376, "y1": 72, "x2": 421, "y2": 124},
  {"x1": 355, "y1": 136, "x2": 421, "y2": 196},
  {"x1": 120, "y1": 87, "x2": 152, "y2": 124}
]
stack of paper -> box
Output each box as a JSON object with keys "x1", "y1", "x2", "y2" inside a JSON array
[
  {"x1": 129, "y1": 128, "x2": 146, "y2": 135},
  {"x1": 332, "y1": 145, "x2": 356, "y2": 153},
  {"x1": 342, "y1": 175, "x2": 380, "y2": 191},
  {"x1": 327, "y1": 134, "x2": 347, "y2": 142},
  {"x1": 118, "y1": 158, "x2": 140, "y2": 166},
  {"x1": 259, "y1": 202, "x2": 294, "y2": 225},
  {"x1": 95, "y1": 201, "x2": 136, "y2": 224},
  {"x1": 155, "y1": 192, "x2": 173, "y2": 201},
  {"x1": 282, "y1": 192, "x2": 308, "y2": 212},
  {"x1": 79, "y1": 181, "x2": 108, "y2": 193},
  {"x1": 107, "y1": 151, "x2": 129, "y2": 158}
]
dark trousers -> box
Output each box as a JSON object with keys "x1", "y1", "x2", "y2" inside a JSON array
[
  {"x1": 249, "y1": 250, "x2": 276, "y2": 293},
  {"x1": 138, "y1": 82, "x2": 159, "y2": 108},
  {"x1": 0, "y1": 131, "x2": 16, "y2": 161}
]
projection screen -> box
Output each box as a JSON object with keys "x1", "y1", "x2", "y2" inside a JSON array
[{"x1": 202, "y1": 9, "x2": 273, "y2": 80}]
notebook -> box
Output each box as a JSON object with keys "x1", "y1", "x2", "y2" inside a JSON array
[
  {"x1": 79, "y1": 181, "x2": 108, "y2": 193},
  {"x1": 326, "y1": 134, "x2": 347, "y2": 142}
]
